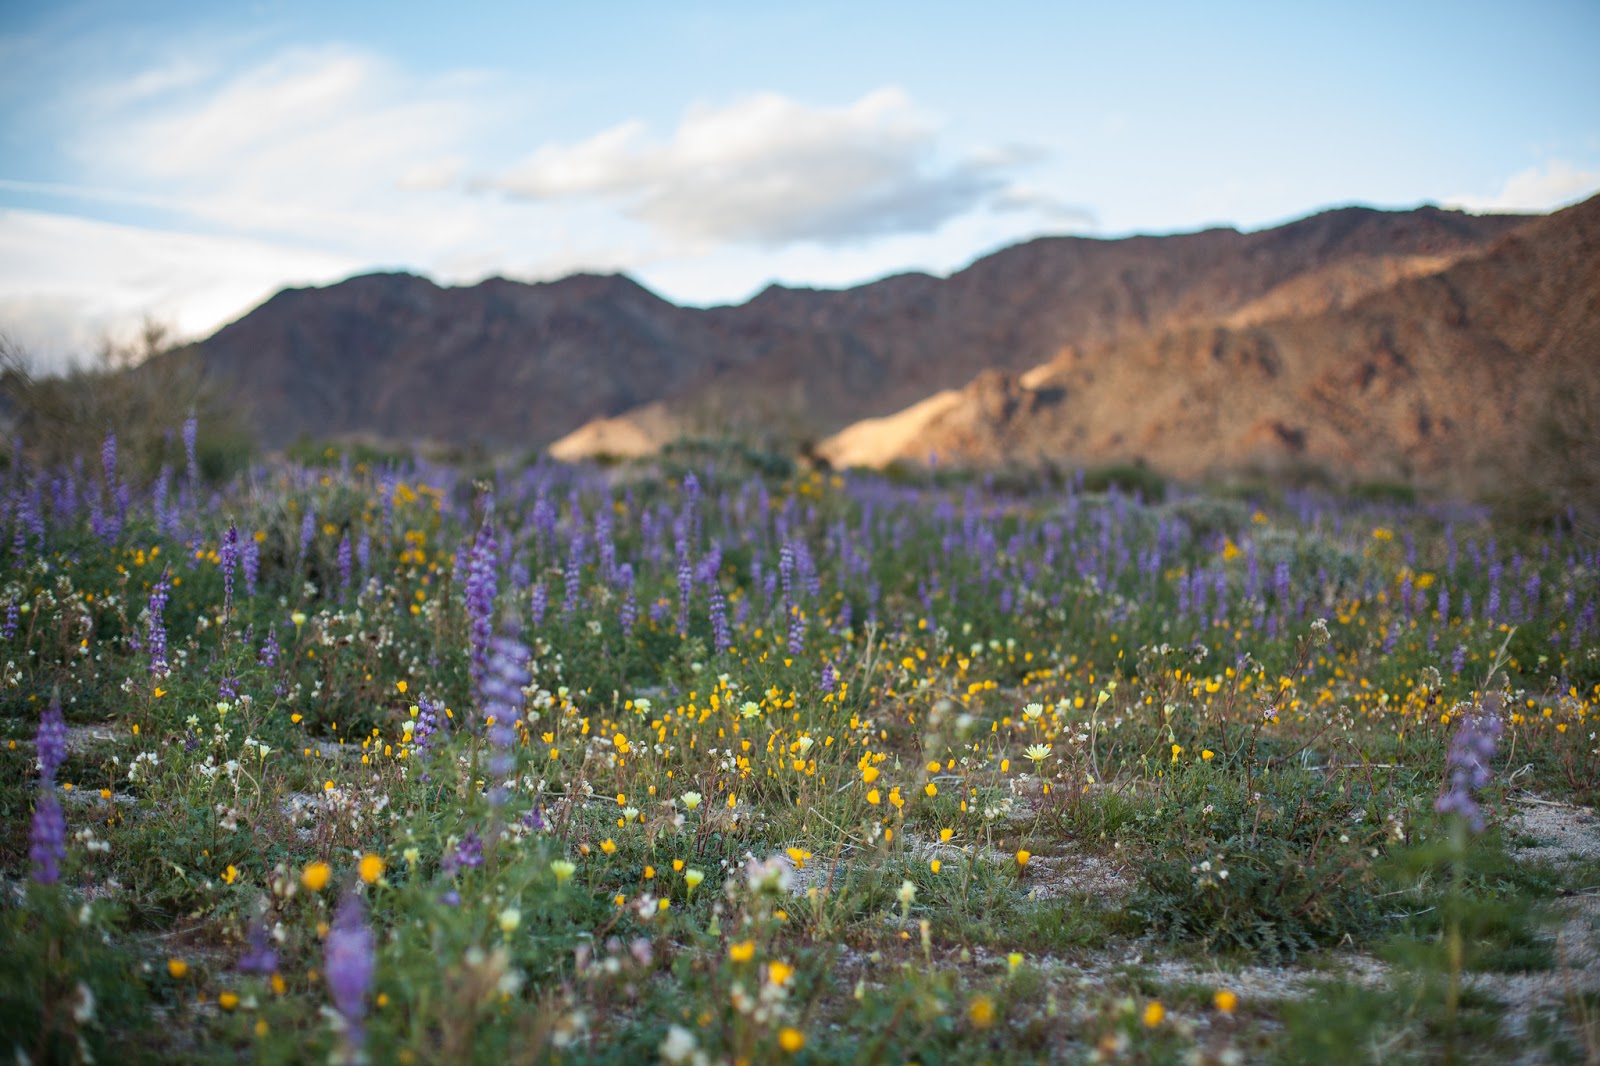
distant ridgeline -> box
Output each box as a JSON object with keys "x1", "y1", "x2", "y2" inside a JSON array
[{"x1": 189, "y1": 196, "x2": 1600, "y2": 504}]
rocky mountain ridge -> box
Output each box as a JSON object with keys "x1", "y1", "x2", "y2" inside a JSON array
[
  {"x1": 816, "y1": 193, "x2": 1600, "y2": 500},
  {"x1": 191, "y1": 203, "x2": 1531, "y2": 457}
]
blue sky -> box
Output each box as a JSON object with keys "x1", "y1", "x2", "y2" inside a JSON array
[{"x1": 2, "y1": 0, "x2": 1597, "y2": 367}]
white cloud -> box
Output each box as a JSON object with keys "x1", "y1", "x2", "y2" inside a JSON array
[
  {"x1": 1446, "y1": 160, "x2": 1600, "y2": 214},
  {"x1": 1, "y1": 45, "x2": 1089, "y2": 357},
  {"x1": 396, "y1": 156, "x2": 467, "y2": 193},
  {"x1": 0, "y1": 209, "x2": 357, "y2": 370},
  {"x1": 80, "y1": 46, "x2": 495, "y2": 247},
  {"x1": 486, "y1": 88, "x2": 1030, "y2": 247},
  {"x1": 991, "y1": 185, "x2": 1097, "y2": 228}
]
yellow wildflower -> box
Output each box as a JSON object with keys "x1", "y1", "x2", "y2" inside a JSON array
[{"x1": 301, "y1": 862, "x2": 331, "y2": 892}]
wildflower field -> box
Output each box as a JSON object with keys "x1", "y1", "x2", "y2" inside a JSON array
[{"x1": 4, "y1": 430, "x2": 1600, "y2": 1064}]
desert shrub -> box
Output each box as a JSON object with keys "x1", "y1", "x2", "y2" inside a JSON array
[
  {"x1": 1081, "y1": 461, "x2": 1167, "y2": 501},
  {"x1": 1, "y1": 326, "x2": 253, "y2": 483},
  {"x1": 1127, "y1": 767, "x2": 1393, "y2": 960},
  {"x1": 1351, "y1": 480, "x2": 1419, "y2": 506},
  {"x1": 659, "y1": 435, "x2": 795, "y2": 482},
  {"x1": 1159, "y1": 496, "x2": 1253, "y2": 539},
  {"x1": 0, "y1": 887, "x2": 149, "y2": 1061},
  {"x1": 1494, "y1": 373, "x2": 1600, "y2": 527},
  {"x1": 285, "y1": 438, "x2": 414, "y2": 471},
  {"x1": 1253, "y1": 526, "x2": 1370, "y2": 598}
]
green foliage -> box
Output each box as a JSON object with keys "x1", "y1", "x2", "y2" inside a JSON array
[
  {"x1": 1127, "y1": 766, "x2": 1392, "y2": 960},
  {"x1": 0, "y1": 887, "x2": 149, "y2": 1062},
  {"x1": 1351, "y1": 480, "x2": 1420, "y2": 507},
  {"x1": 1081, "y1": 461, "x2": 1168, "y2": 501}
]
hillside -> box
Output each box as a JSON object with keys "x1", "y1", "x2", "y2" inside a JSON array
[
  {"x1": 817, "y1": 193, "x2": 1600, "y2": 498},
  {"x1": 191, "y1": 205, "x2": 1528, "y2": 449}
]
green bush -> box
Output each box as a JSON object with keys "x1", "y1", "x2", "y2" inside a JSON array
[{"x1": 1127, "y1": 767, "x2": 1391, "y2": 960}]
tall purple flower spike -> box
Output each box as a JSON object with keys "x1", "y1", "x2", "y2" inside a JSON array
[
  {"x1": 29, "y1": 697, "x2": 69, "y2": 884},
  {"x1": 1435, "y1": 692, "x2": 1503, "y2": 833},
  {"x1": 29, "y1": 791, "x2": 66, "y2": 885},
  {"x1": 324, "y1": 892, "x2": 374, "y2": 1061}
]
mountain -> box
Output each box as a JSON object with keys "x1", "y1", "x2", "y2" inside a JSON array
[
  {"x1": 191, "y1": 272, "x2": 729, "y2": 449},
  {"x1": 817, "y1": 193, "x2": 1600, "y2": 500},
  {"x1": 192, "y1": 204, "x2": 1529, "y2": 450}
]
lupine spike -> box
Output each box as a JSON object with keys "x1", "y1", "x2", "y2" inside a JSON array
[{"x1": 324, "y1": 892, "x2": 374, "y2": 1062}]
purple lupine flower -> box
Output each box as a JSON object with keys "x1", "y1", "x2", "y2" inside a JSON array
[
  {"x1": 709, "y1": 582, "x2": 730, "y2": 654},
  {"x1": 11, "y1": 498, "x2": 28, "y2": 559},
  {"x1": 532, "y1": 491, "x2": 556, "y2": 551},
  {"x1": 298, "y1": 508, "x2": 316, "y2": 568},
  {"x1": 242, "y1": 531, "x2": 260, "y2": 595},
  {"x1": 1450, "y1": 644, "x2": 1467, "y2": 675},
  {"x1": 337, "y1": 533, "x2": 353, "y2": 593},
  {"x1": 324, "y1": 893, "x2": 374, "y2": 1062},
  {"x1": 617, "y1": 564, "x2": 637, "y2": 637},
  {"x1": 1435, "y1": 693, "x2": 1503, "y2": 833},
  {"x1": 463, "y1": 512, "x2": 499, "y2": 702},
  {"x1": 258, "y1": 627, "x2": 280, "y2": 667},
  {"x1": 595, "y1": 510, "x2": 615, "y2": 584},
  {"x1": 147, "y1": 567, "x2": 172, "y2": 677},
  {"x1": 675, "y1": 520, "x2": 692, "y2": 638},
  {"x1": 682, "y1": 472, "x2": 701, "y2": 546},
  {"x1": 480, "y1": 632, "x2": 531, "y2": 785},
  {"x1": 696, "y1": 541, "x2": 722, "y2": 587},
  {"x1": 778, "y1": 543, "x2": 796, "y2": 607},
  {"x1": 36, "y1": 696, "x2": 67, "y2": 781},
  {"x1": 29, "y1": 790, "x2": 66, "y2": 885},
  {"x1": 797, "y1": 541, "x2": 820, "y2": 599},
  {"x1": 786, "y1": 603, "x2": 805, "y2": 656},
  {"x1": 183, "y1": 413, "x2": 199, "y2": 486},
  {"x1": 561, "y1": 533, "x2": 584, "y2": 620},
  {"x1": 446, "y1": 832, "x2": 485, "y2": 873},
  {"x1": 379, "y1": 475, "x2": 396, "y2": 539},
  {"x1": 530, "y1": 582, "x2": 547, "y2": 628},
  {"x1": 648, "y1": 598, "x2": 670, "y2": 626},
  {"x1": 101, "y1": 430, "x2": 117, "y2": 487},
  {"x1": 220, "y1": 523, "x2": 240, "y2": 621},
  {"x1": 89, "y1": 495, "x2": 106, "y2": 543},
  {"x1": 1, "y1": 601, "x2": 18, "y2": 640},
  {"x1": 820, "y1": 661, "x2": 836, "y2": 694},
  {"x1": 411, "y1": 696, "x2": 444, "y2": 754},
  {"x1": 356, "y1": 531, "x2": 370, "y2": 579},
  {"x1": 238, "y1": 917, "x2": 280, "y2": 975}
]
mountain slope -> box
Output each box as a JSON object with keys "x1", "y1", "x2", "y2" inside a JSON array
[
  {"x1": 817, "y1": 193, "x2": 1600, "y2": 495},
  {"x1": 193, "y1": 204, "x2": 1528, "y2": 448}
]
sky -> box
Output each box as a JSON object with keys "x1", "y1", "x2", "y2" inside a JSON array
[{"x1": 1, "y1": 0, "x2": 1597, "y2": 369}]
